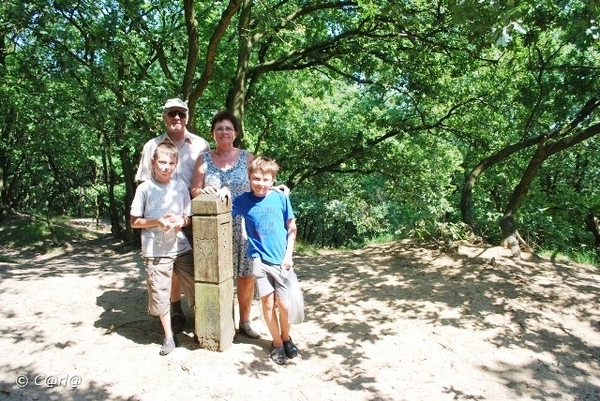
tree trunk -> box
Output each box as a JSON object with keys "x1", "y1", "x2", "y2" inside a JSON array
[
  {"x1": 107, "y1": 55, "x2": 130, "y2": 237},
  {"x1": 228, "y1": 0, "x2": 253, "y2": 147},
  {"x1": 100, "y1": 134, "x2": 121, "y2": 235},
  {"x1": 181, "y1": 0, "x2": 199, "y2": 103},
  {"x1": 119, "y1": 144, "x2": 134, "y2": 242},
  {"x1": 500, "y1": 144, "x2": 547, "y2": 256},
  {"x1": 499, "y1": 107, "x2": 600, "y2": 255},
  {"x1": 460, "y1": 135, "x2": 544, "y2": 234},
  {"x1": 585, "y1": 211, "x2": 600, "y2": 257},
  {"x1": 461, "y1": 96, "x2": 600, "y2": 254},
  {"x1": 187, "y1": 0, "x2": 242, "y2": 130}
]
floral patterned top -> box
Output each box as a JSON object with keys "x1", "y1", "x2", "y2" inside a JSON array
[
  {"x1": 202, "y1": 149, "x2": 252, "y2": 277},
  {"x1": 202, "y1": 149, "x2": 250, "y2": 199}
]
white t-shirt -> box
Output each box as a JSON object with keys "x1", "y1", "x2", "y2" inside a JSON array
[
  {"x1": 130, "y1": 178, "x2": 192, "y2": 258},
  {"x1": 135, "y1": 131, "x2": 210, "y2": 188}
]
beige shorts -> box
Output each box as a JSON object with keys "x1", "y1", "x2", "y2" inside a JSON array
[
  {"x1": 252, "y1": 258, "x2": 291, "y2": 300},
  {"x1": 144, "y1": 251, "x2": 195, "y2": 316}
]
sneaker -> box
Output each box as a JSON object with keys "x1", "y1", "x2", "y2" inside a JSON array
[
  {"x1": 159, "y1": 337, "x2": 176, "y2": 355},
  {"x1": 283, "y1": 337, "x2": 298, "y2": 359},
  {"x1": 171, "y1": 314, "x2": 186, "y2": 334},
  {"x1": 239, "y1": 321, "x2": 260, "y2": 339},
  {"x1": 270, "y1": 343, "x2": 286, "y2": 365}
]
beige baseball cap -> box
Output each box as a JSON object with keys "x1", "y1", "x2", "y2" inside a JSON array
[{"x1": 162, "y1": 98, "x2": 188, "y2": 111}]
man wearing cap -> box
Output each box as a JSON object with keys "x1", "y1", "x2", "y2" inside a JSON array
[{"x1": 135, "y1": 98, "x2": 210, "y2": 335}]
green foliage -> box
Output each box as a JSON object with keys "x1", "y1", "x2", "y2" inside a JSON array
[
  {"x1": 0, "y1": 255, "x2": 17, "y2": 263},
  {"x1": 0, "y1": 215, "x2": 49, "y2": 249},
  {"x1": 1, "y1": 0, "x2": 599, "y2": 257},
  {"x1": 0, "y1": 213, "x2": 103, "y2": 252},
  {"x1": 538, "y1": 248, "x2": 599, "y2": 266},
  {"x1": 293, "y1": 240, "x2": 322, "y2": 257},
  {"x1": 409, "y1": 220, "x2": 477, "y2": 244},
  {"x1": 291, "y1": 173, "x2": 398, "y2": 249},
  {"x1": 568, "y1": 249, "x2": 599, "y2": 266}
]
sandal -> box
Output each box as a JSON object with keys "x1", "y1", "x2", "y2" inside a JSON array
[
  {"x1": 159, "y1": 337, "x2": 176, "y2": 356},
  {"x1": 270, "y1": 343, "x2": 286, "y2": 365},
  {"x1": 239, "y1": 321, "x2": 260, "y2": 339},
  {"x1": 283, "y1": 337, "x2": 298, "y2": 359}
]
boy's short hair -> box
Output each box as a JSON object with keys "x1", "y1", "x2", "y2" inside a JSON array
[
  {"x1": 249, "y1": 156, "x2": 279, "y2": 177},
  {"x1": 154, "y1": 141, "x2": 179, "y2": 160}
]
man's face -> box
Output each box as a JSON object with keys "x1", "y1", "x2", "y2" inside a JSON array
[{"x1": 163, "y1": 107, "x2": 187, "y2": 135}]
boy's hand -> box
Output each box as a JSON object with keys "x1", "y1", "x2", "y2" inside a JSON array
[
  {"x1": 161, "y1": 214, "x2": 183, "y2": 231},
  {"x1": 281, "y1": 256, "x2": 293, "y2": 270},
  {"x1": 157, "y1": 216, "x2": 169, "y2": 230}
]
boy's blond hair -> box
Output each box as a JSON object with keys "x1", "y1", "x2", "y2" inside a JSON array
[
  {"x1": 248, "y1": 156, "x2": 279, "y2": 177},
  {"x1": 153, "y1": 141, "x2": 179, "y2": 161}
]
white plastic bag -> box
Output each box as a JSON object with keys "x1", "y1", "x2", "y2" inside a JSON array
[{"x1": 283, "y1": 267, "x2": 304, "y2": 324}]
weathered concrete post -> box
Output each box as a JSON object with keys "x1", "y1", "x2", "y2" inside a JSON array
[{"x1": 192, "y1": 194, "x2": 234, "y2": 351}]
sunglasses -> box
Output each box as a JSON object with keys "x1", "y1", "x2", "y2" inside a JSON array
[{"x1": 167, "y1": 110, "x2": 187, "y2": 118}]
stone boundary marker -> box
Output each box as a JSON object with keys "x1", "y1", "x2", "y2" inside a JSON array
[{"x1": 191, "y1": 194, "x2": 234, "y2": 351}]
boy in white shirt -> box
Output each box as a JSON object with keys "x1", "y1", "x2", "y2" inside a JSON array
[{"x1": 130, "y1": 142, "x2": 195, "y2": 355}]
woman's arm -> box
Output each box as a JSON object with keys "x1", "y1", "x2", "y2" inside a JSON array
[
  {"x1": 246, "y1": 151, "x2": 255, "y2": 165},
  {"x1": 190, "y1": 157, "x2": 207, "y2": 198}
]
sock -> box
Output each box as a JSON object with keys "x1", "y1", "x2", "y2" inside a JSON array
[{"x1": 171, "y1": 300, "x2": 183, "y2": 315}]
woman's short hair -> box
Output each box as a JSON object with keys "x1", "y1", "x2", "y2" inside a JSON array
[{"x1": 210, "y1": 110, "x2": 239, "y2": 133}]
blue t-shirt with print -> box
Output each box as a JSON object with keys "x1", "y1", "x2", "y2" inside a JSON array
[{"x1": 232, "y1": 190, "x2": 295, "y2": 265}]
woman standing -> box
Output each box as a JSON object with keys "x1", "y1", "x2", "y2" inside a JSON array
[{"x1": 190, "y1": 111, "x2": 260, "y2": 339}]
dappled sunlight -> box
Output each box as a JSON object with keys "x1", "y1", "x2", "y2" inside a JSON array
[
  {"x1": 295, "y1": 239, "x2": 600, "y2": 398},
  {"x1": 1, "y1": 235, "x2": 599, "y2": 399},
  {"x1": 0, "y1": 363, "x2": 134, "y2": 401}
]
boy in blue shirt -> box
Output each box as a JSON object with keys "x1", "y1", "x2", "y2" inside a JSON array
[{"x1": 227, "y1": 156, "x2": 298, "y2": 365}]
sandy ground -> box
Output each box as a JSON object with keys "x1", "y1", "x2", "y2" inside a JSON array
[{"x1": 1, "y1": 221, "x2": 600, "y2": 400}]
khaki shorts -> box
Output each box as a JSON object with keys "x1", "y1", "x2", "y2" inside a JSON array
[{"x1": 144, "y1": 251, "x2": 195, "y2": 316}]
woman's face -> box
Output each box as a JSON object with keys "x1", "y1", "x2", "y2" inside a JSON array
[{"x1": 212, "y1": 119, "x2": 236, "y2": 145}]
